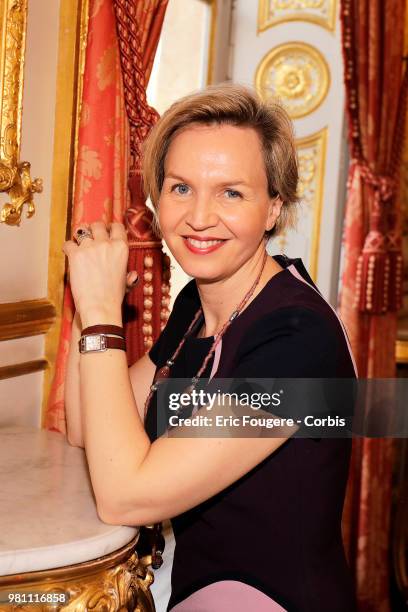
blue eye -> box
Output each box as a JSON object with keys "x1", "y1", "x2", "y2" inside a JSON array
[
  {"x1": 172, "y1": 183, "x2": 190, "y2": 195},
  {"x1": 225, "y1": 189, "x2": 242, "y2": 199}
]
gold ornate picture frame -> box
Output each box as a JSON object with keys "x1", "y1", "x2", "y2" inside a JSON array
[
  {"x1": 0, "y1": 0, "x2": 85, "y2": 395},
  {"x1": 0, "y1": 0, "x2": 42, "y2": 226}
]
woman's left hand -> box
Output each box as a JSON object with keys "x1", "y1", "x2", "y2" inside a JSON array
[{"x1": 63, "y1": 221, "x2": 131, "y2": 327}]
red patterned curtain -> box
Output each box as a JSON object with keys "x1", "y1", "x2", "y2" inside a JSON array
[
  {"x1": 339, "y1": 1, "x2": 408, "y2": 610},
  {"x1": 46, "y1": 0, "x2": 169, "y2": 428},
  {"x1": 46, "y1": 0, "x2": 130, "y2": 432},
  {"x1": 112, "y1": 0, "x2": 170, "y2": 364}
]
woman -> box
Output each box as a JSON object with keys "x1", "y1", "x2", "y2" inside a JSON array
[{"x1": 64, "y1": 83, "x2": 357, "y2": 611}]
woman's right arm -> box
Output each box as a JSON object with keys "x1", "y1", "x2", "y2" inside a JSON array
[{"x1": 65, "y1": 311, "x2": 156, "y2": 447}]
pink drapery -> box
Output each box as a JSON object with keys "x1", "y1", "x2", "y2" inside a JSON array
[
  {"x1": 339, "y1": 1, "x2": 408, "y2": 610},
  {"x1": 45, "y1": 0, "x2": 130, "y2": 431}
]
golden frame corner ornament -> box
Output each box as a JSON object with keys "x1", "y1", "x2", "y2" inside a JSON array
[
  {"x1": 0, "y1": 0, "x2": 42, "y2": 226},
  {"x1": 257, "y1": 0, "x2": 337, "y2": 34}
]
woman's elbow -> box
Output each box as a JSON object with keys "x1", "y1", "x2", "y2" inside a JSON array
[
  {"x1": 66, "y1": 432, "x2": 85, "y2": 448},
  {"x1": 96, "y1": 503, "x2": 142, "y2": 526},
  {"x1": 96, "y1": 504, "x2": 125, "y2": 525},
  {"x1": 96, "y1": 501, "x2": 167, "y2": 527}
]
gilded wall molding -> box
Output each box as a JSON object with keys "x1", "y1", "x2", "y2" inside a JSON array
[
  {"x1": 255, "y1": 42, "x2": 330, "y2": 119},
  {"x1": 396, "y1": 340, "x2": 408, "y2": 364},
  {"x1": 0, "y1": 359, "x2": 47, "y2": 380},
  {"x1": 41, "y1": 0, "x2": 89, "y2": 424},
  {"x1": 0, "y1": 299, "x2": 55, "y2": 341},
  {"x1": 258, "y1": 0, "x2": 337, "y2": 33},
  {"x1": 72, "y1": 0, "x2": 89, "y2": 181},
  {"x1": 297, "y1": 128, "x2": 327, "y2": 280},
  {"x1": 203, "y1": 0, "x2": 217, "y2": 85},
  {"x1": 297, "y1": 127, "x2": 327, "y2": 280},
  {"x1": 274, "y1": 128, "x2": 327, "y2": 281},
  {"x1": 0, "y1": 0, "x2": 42, "y2": 225}
]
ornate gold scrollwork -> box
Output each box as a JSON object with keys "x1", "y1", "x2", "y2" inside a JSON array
[
  {"x1": 134, "y1": 561, "x2": 155, "y2": 612},
  {"x1": 61, "y1": 552, "x2": 140, "y2": 611},
  {"x1": 0, "y1": 538, "x2": 156, "y2": 612},
  {"x1": 0, "y1": 160, "x2": 43, "y2": 225},
  {"x1": 255, "y1": 42, "x2": 330, "y2": 119},
  {"x1": 258, "y1": 0, "x2": 337, "y2": 33},
  {"x1": 0, "y1": 0, "x2": 42, "y2": 226}
]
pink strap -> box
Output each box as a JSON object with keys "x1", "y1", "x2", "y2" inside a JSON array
[{"x1": 209, "y1": 338, "x2": 222, "y2": 380}]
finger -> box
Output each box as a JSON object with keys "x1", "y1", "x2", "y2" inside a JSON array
[
  {"x1": 125, "y1": 271, "x2": 139, "y2": 294},
  {"x1": 90, "y1": 220, "x2": 109, "y2": 242},
  {"x1": 110, "y1": 222, "x2": 127, "y2": 241},
  {"x1": 62, "y1": 240, "x2": 78, "y2": 256},
  {"x1": 126, "y1": 271, "x2": 138, "y2": 285}
]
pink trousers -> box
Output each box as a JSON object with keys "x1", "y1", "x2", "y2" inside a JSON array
[{"x1": 170, "y1": 580, "x2": 287, "y2": 611}]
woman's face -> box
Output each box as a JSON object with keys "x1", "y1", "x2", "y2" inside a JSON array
[{"x1": 158, "y1": 123, "x2": 282, "y2": 281}]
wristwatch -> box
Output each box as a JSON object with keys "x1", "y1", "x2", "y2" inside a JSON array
[{"x1": 79, "y1": 334, "x2": 126, "y2": 353}]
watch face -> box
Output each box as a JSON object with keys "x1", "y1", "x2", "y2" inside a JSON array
[{"x1": 81, "y1": 335, "x2": 107, "y2": 352}]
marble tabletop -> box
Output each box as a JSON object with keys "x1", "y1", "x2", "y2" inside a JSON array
[{"x1": 0, "y1": 426, "x2": 138, "y2": 577}]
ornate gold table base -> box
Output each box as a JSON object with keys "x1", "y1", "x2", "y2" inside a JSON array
[{"x1": 0, "y1": 536, "x2": 155, "y2": 611}]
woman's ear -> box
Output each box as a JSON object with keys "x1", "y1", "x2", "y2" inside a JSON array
[{"x1": 266, "y1": 196, "x2": 283, "y2": 232}]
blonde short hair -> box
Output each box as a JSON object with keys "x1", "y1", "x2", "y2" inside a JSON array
[{"x1": 142, "y1": 83, "x2": 299, "y2": 238}]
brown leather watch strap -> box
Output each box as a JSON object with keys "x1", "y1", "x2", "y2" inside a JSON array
[
  {"x1": 104, "y1": 336, "x2": 126, "y2": 350},
  {"x1": 81, "y1": 324, "x2": 125, "y2": 338},
  {"x1": 79, "y1": 334, "x2": 126, "y2": 353}
]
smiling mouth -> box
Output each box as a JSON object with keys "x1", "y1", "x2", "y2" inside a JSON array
[
  {"x1": 182, "y1": 236, "x2": 227, "y2": 253},
  {"x1": 186, "y1": 237, "x2": 224, "y2": 247}
]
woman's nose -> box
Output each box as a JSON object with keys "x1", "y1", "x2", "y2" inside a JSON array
[{"x1": 185, "y1": 196, "x2": 218, "y2": 229}]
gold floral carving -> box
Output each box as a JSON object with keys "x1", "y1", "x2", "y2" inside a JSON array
[
  {"x1": 258, "y1": 0, "x2": 337, "y2": 33},
  {"x1": 0, "y1": 0, "x2": 42, "y2": 226},
  {"x1": 255, "y1": 42, "x2": 330, "y2": 119},
  {"x1": 0, "y1": 538, "x2": 155, "y2": 612},
  {"x1": 296, "y1": 128, "x2": 327, "y2": 280}
]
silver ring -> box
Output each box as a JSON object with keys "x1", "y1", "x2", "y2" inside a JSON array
[{"x1": 74, "y1": 227, "x2": 93, "y2": 245}]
